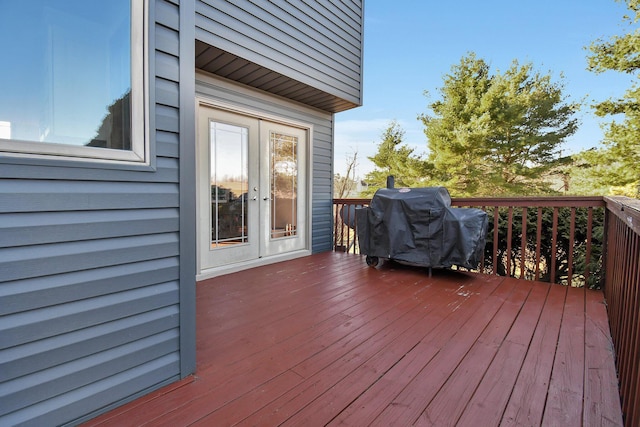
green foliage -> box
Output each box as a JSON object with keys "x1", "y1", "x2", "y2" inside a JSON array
[
  {"x1": 421, "y1": 53, "x2": 579, "y2": 196},
  {"x1": 420, "y1": 55, "x2": 493, "y2": 195},
  {"x1": 361, "y1": 121, "x2": 432, "y2": 196},
  {"x1": 570, "y1": 141, "x2": 640, "y2": 196},
  {"x1": 577, "y1": 0, "x2": 640, "y2": 197}
]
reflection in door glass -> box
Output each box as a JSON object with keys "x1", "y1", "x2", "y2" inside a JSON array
[
  {"x1": 270, "y1": 131, "x2": 298, "y2": 239},
  {"x1": 210, "y1": 121, "x2": 248, "y2": 247},
  {"x1": 0, "y1": 0, "x2": 132, "y2": 149}
]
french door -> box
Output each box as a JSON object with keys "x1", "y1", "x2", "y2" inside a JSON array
[{"x1": 197, "y1": 104, "x2": 308, "y2": 273}]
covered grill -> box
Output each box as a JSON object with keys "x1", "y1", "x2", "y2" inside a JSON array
[{"x1": 355, "y1": 186, "x2": 488, "y2": 270}]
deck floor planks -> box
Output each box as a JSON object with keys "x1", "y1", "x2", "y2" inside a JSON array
[
  {"x1": 196, "y1": 254, "x2": 366, "y2": 336},
  {"x1": 583, "y1": 288, "x2": 624, "y2": 426},
  {"x1": 279, "y1": 273, "x2": 499, "y2": 426},
  {"x1": 325, "y1": 274, "x2": 505, "y2": 427},
  {"x1": 177, "y1": 268, "x2": 396, "y2": 423},
  {"x1": 82, "y1": 252, "x2": 622, "y2": 427},
  {"x1": 542, "y1": 285, "x2": 586, "y2": 427},
  {"x1": 369, "y1": 276, "x2": 519, "y2": 426},
  {"x1": 417, "y1": 278, "x2": 538, "y2": 426},
  {"x1": 200, "y1": 260, "x2": 428, "y2": 368},
  {"x1": 453, "y1": 279, "x2": 550, "y2": 426},
  {"x1": 195, "y1": 254, "x2": 364, "y2": 325},
  {"x1": 196, "y1": 258, "x2": 379, "y2": 368},
  {"x1": 188, "y1": 371, "x2": 305, "y2": 427},
  {"x1": 237, "y1": 270, "x2": 474, "y2": 426},
  {"x1": 501, "y1": 283, "x2": 567, "y2": 426}
]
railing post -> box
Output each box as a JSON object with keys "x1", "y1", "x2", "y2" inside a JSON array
[
  {"x1": 601, "y1": 204, "x2": 610, "y2": 290},
  {"x1": 585, "y1": 207, "x2": 594, "y2": 285},
  {"x1": 521, "y1": 207, "x2": 527, "y2": 280}
]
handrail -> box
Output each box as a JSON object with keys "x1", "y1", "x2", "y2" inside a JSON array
[
  {"x1": 603, "y1": 196, "x2": 640, "y2": 427},
  {"x1": 334, "y1": 196, "x2": 606, "y2": 287}
]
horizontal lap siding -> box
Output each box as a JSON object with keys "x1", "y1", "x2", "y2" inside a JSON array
[
  {"x1": 313, "y1": 124, "x2": 335, "y2": 251},
  {"x1": 196, "y1": 75, "x2": 334, "y2": 253},
  {"x1": 0, "y1": 1, "x2": 183, "y2": 425},
  {"x1": 196, "y1": 0, "x2": 363, "y2": 105}
]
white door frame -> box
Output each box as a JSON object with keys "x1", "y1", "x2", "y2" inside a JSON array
[{"x1": 195, "y1": 97, "x2": 313, "y2": 280}]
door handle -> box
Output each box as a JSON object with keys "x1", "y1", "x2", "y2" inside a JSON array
[{"x1": 263, "y1": 197, "x2": 270, "y2": 201}]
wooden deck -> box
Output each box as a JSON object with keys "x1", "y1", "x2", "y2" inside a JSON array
[{"x1": 85, "y1": 252, "x2": 623, "y2": 426}]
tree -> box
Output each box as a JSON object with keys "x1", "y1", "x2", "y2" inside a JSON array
[
  {"x1": 578, "y1": 0, "x2": 640, "y2": 197},
  {"x1": 361, "y1": 121, "x2": 431, "y2": 196},
  {"x1": 421, "y1": 53, "x2": 579, "y2": 196},
  {"x1": 420, "y1": 54, "x2": 493, "y2": 196},
  {"x1": 334, "y1": 151, "x2": 359, "y2": 198}
]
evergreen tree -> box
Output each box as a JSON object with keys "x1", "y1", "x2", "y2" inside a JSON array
[
  {"x1": 421, "y1": 54, "x2": 493, "y2": 195},
  {"x1": 421, "y1": 53, "x2": 579, "y2": 196},
  {"x1": 578, "y1": 0, "x2": 640, "y2": 197},
  {"x1": 361, "y1": 121, "x2": 431, "y2": 196}
]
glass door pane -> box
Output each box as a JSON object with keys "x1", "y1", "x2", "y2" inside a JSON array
[
  {"x1": 210, "y1": 121, "x2": 248, "y2": 247},
  {"x1": 198, "y1": 105, "x2": 259, "y2": 274},
  {"x1": 270, "y1": 131, "x2": 298, "y2": 239},
  {"x1": 260, "y1": 120, "x2": 307, "y2": 258}
]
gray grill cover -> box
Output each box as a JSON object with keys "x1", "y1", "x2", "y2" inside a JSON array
[{"x1": 356, "y1": 187, "x2": 488, "y2": 269}]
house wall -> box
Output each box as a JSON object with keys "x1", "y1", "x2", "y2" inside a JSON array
[
  {"x1": 195, "y1": 0, "x2": 363, "y2": 106},
  {"x1": 0, "y1": 0, "x2": 362, "y2": 425},
  {"x1": 0, "y1": 1, "x2": 185, "y2": 425}
]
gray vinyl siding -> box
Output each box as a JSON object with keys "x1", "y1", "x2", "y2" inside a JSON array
[
  {"x1": 195, "y1": 74, "x2": 335, "y2": 253},
  {"x1": 311, "y1": 124, "x2": 336, "y2": 252},
  {"x1": 0, "y1": 0, "x2": 184, "y2": 425},
  {"x1": 195, "y1": 0, "x2": 364, "y2": 106}
]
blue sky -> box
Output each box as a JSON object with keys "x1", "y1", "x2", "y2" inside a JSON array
[{"x1": 334, "y1": 0, "x2": 635, "y2": 176}]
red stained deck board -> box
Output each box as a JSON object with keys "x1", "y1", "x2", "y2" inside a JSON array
[
  {"x1": 501, "y1": 283, "x2": 568, "y2": 426},
  {"x1": 163, "y1": 261, "x2": 454, "y2": 426},
  {"x1": 237, "y1": 270, "x2": 482, "y2": 426},
  {"x1": 156, "y1": 370, "x2": 306, "y2": 427},
  {"x1": 390, "y1": 278, "x2": 529, "y2": 426},
  {"x1": 196, "y1": 254, "x2": 365, "y2": 335},
  {"x1": 196, "y1": 263, "x2": 379, "y2": 369},
  {"x1": 542, "y1": 285, "x2": 586, "y2": 427},
  {"x1": 159, "y1": 269, "x2": 439, "y2": 425},
  {"x1": 417, "y1": 279, "x2": 538, "y2": 426},
  {"x1": 583, "y1": 288, "x2": 624, "y2": 426},
  {"x1": 369, "y1": 277, "x2": 519, "y2": 426},
  {"x1": 453, "y1": 279, "x2": 550, "y2": 426},
  {"x1": 200, "y1": 262, "x2": 432, "y2": 369},
  {"x1": 326, "y1": 274, "x2": 505, "y2": 427},
  {"x1": 195, "y1": 255, "x2": 362, "y2": 322},
  {"x1": 286, "y1": 268, "x2": 473, "y2": 381},
  {"x1": 82, "y1": 252, "x2": 622, "y2": 427},
  {"x1": 188, "y1": 371, "x2": 304, "y2": 426},
  {"x1": 276, "y1": 274, "x2": 501, "y2": 426}
]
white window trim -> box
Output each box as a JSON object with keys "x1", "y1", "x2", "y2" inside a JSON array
[{"x1": 0, "y1": 0, "x2": 149, "y2": 165}]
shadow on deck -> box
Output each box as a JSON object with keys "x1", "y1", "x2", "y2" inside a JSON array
[{"x1": 85, "y1": 252, "x2": 622, "y2": 426}]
